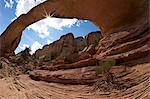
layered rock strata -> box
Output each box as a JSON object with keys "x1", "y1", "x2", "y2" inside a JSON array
[{"x1": 34, "y1": 31, "x2": 101, "y2": 60}]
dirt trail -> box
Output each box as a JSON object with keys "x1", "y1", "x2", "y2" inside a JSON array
[{"x1": 0, "y1": 63, "x2": 149, "y2": 99}]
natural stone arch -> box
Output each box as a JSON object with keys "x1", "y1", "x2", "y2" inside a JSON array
[{"x1": 0, "y1": 0, "x2": 148, "y2": 57}]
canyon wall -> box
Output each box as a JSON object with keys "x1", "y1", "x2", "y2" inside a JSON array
[{"x1": 34, "y1": 31, "x2": 102, "y2": 60}]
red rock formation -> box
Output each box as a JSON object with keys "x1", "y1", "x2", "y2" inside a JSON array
[
  {"x1": 39, "y1": 58, "x2": 97, "y2": 71},
  {"x1": 85, "y1": 31, "x2": 102, "y2": 46},
  {"x1": 95, "y1": 13, "x2": 149, "y2": 64},
  {"x1": 34, "y1": 33, "x2": 74, "y2": 59},
  {"x1": 64, "y1": 52, "x2": 91, "y2": 64},
  {"x1": 30, "y1": 66, "x2": 97, "y2": 85},
  {"x1": 80, "y1": 31, "x2": 102, "y2": 55},
  {"x1": 29, "y1": 12, "x2": 149, "y2": 87},
  {"x1": 74, "y1": 37, "x2": 87, "y2": 52},
  {"x1": 34, "y1": 31, "x2": 102, "y2": 61},
  {"x1": 0, "y1": 63, "x2": 149, "y2": 98},
  {"x1": 0, "y1": 0, "x2": 149, "y2": 98}
]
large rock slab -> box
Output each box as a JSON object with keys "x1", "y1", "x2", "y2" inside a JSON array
[
  {"x1": 30, "y1": 66, "x2": 97, "y2": 85},
  {"x1": 39, "y1": 58, "x2": 97, "y2": 71}
]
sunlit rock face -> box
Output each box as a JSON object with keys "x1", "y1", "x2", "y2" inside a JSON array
[
  {"x1": 34, "y1": 33, "x2": 74, "y2": 59},
  {"x1": 34, "y1": 31, "x2": 102, "y2": 61}
]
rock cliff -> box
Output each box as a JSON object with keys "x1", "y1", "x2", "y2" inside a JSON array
[
  {"x1": 29, "y1": 10, "x2": 150, "y2": 98},
  {"x1": 30, "y1": 11, "x2": 149, "y2": 79},
  {"x1": 34, "y1": 31, "x2": 101, "y2": 62},
  {"x1": 34, "y1": 33, "x2": 75, "y2": 60}
]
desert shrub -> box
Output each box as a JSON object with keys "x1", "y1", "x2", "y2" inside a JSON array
[
  {"x1": 96, "y1": 58, "x2": 116, "y2": 75},
  {"x1": 94, "y1": 58, "x2": 131, "y2": 91},
  {"x1": 94, "y1": 58, "x2": 118, "y2": 91}
]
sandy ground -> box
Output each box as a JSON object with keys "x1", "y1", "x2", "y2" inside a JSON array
[{"x1": 0, "y1": 63, "x2": 149, "y2": 99}]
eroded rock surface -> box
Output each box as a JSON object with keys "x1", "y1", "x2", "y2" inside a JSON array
[
  {"x1": 34, "y1": 31, "x2": 101, "y2": 62},
  {"x1": 28, "y1": 11, "x2": 150, "y2": 98},
  {"x1": 0, "y1": 63, "x2": 149, "y2": 99},
  {"x1": 0, "y1": 48, "x2": 38, "y2": 79},
  {"x1": 34, "y1": 33, "x2": 74, "y2": 59}
]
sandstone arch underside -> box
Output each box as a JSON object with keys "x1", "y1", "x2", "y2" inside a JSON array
[{"x1": 0, "y1": 0, "x2": 148, "y2": 57}]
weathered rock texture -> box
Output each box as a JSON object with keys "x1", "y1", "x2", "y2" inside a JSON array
[
  {"x1": 64, "y1": 52, "x2": 91, "y2": 64},
  {"x1": 0, "y1": 0, "x2": 148, "y2": 57},
  {"x1": 80, "y1": 31, "x2": 102, "y2": 55},
  {"x1": 74, "y1": 37, "x2": 87, "y2": 52},
  {"x1": 28, "y1": 63, "x2": 150, "y2": 98},
  {"x1": 0, "y1": 55, "x2": 35, "y2": 79},
  {"x1": 34, "y1": 33, "x2": 75, "y2": 59},
  {"x1": 95, "y1": 13, "x2": 150, "y2": 64},
  {"x1": 85, "y1": 31, "x2": 102, "y2": 46},
  {"x1": 34, "y1": 31, "x2": 101, "y2": 61},
  {"x1": 29, "y1": 9, "x2": 149, "y2": 96}
]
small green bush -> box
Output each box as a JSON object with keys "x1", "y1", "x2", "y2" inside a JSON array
[{"x1": 96, "y1": 58, "x2": 116, "y2": 75}]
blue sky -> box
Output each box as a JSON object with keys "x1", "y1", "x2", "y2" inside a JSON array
[{"x1": 0, "y1": 0, "x2": 100, "y2": 54}]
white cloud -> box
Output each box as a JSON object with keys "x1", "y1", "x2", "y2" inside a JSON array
[
  {"x1": 4, "y1": 0, "x2": 14, "y2": 8},
  {"x1": 12, "y1": 0, "x2": 80, "y2": 38},
  {"x1": 19, "y1": 42, "x2": 43, "y2": 54},
  {"x1": 19, "y1": 44, "x2": 29, "y2": 50},
  {"x1": 28, "y1": 17, "x2": 78, "y2": 38},
  {"x1": 18, "y1": 41, "x2": 44, "y2": 54},
  {"x1": 15, "y1": 0, "x2": 44, "y2": 17},
  {"x1": 30, "y1": 41, "x2": 43, "y2": 54},
  {"x1": 47, "y1": 39, "x2": 53, "y2": 44}
]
